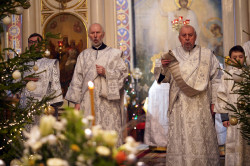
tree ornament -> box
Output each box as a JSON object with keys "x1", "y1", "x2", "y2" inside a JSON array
[
  {"x1": 44, "y1": 106, "x2": 55, "y2": 115},
  {"x1": 33, "y1": 65, "x2": 39, "y2": 71},
  {"x1": 26, "y1": 81, "x2": 37, "y2": 91},
  {"x1": 2, "y1": 16, "x2": 11, "y2": 25},
  {"x1": 12, "y1": 70, "x2": 21, "y2": 80},
  {"x1": 232, "y1": 70, "x2": 243, "y2": 83},
  {"x1": 229, "y1": 116, "x2": 238, "y2": 126},
  {"x1": 15, "y1": 6, "x2": 24, "y2": 14},
  {"x1": 237, "y1": 100, "x2": 246, "y2": 110},
  {"x1": 23, "y1": 1, "x2": 31, "y2": 9},
  {"x1": 44, "y1": 49, "x2": 50, "y2": 57}
]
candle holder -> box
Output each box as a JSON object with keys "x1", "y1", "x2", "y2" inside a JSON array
[
  {"x1": 58, "y1": 41, "x2": 63, "y2": 59},
  {"x1": 171, "y1": 16, "x2": 190, "y2": 32}
]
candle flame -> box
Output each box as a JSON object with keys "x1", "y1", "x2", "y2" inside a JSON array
[{"x1": 88, "y1": 81, "x2": 94, "y2": 89}]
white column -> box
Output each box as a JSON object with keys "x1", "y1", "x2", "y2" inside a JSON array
[
  {"x1": 89, "y1": 0, "x2": 117, "y2": 48},
  {"x1": 235, "y1": 0, "x2": 249, "y2": 45},
  {"x1": 104, "y1": 1, "x2": 117, "y2": 48},
  {"x1": 222, "y1": 0, "x2": 235, "y2": 58},
  {"x1": 22, "y1": 0, "x2": 41, "y2": 50}
]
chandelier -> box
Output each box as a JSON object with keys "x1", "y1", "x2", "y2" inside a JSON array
[{"x1": 171, "y1": 16, "x2": 190, "y2": 31}]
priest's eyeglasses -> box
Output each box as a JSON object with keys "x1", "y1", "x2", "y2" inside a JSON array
[{"x1": 28, "y1": 40, "x2": 39, "y2": 44}]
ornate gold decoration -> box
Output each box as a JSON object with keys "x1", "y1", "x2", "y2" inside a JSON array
[
  {"x1": 175, "y1": 0, "x2": 192, "y2": 8},
  {"x1": 45, "y1": 0, "x2": 82, "y2": 10},
  {"x1": 76, "y1": 11, "x2": 88, "y2": 22},
  {"x1": 55, "y1": 0, "x2": 73, "y2": 3},
  {"x1": 41, "y1": 13, "x2": 53, "y2": 26},
  {"x1": 150, "y1": 52, "x2": 162, "y2": 73},
  {"x1": 75, "y1": 0, "x2": 87, "y2": 10},
  {"x1": 42, "y1": 1, "x2": 52, "y2": 12}
]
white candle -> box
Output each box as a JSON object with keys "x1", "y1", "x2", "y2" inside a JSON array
[{"x1": 88, "y1": 81, "x2": 95, "y2": 125}]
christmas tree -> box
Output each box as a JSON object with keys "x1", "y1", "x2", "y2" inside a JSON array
[
  {"x1": 222, "y1": 56, "x2": 250, "y2": 144},
  {"x1": 0, "y1": 1, "x2": 59, "y2": 163}
]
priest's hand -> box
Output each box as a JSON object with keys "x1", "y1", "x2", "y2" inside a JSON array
[
  {"x1": 161, "y1": 59, "x2": 171, "y2": 67},
  {"x1": 223, "y1": 121, "x2": 230, "y2": 127},
  {"x1": 75, "y1": 103, "x2": 80, "y2": 110},
  {"x1": 96, "y1": 65, "x2": 106, "y2": 76}
]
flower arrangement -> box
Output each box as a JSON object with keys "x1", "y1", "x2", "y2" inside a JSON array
[{"x1": 18, "y1": 108, "x2": 140, "y2": 166}]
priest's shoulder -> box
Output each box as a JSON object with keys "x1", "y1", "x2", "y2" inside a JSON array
[
  {"x1": 107, "y1": 46, "x2": 123, "y2": 57},
  {"x1": 199, "y1": 46, "x2": 215, "y2": 56},
  {"x1": 38, "y1": 57, "x2": 58, "y2": 64}
]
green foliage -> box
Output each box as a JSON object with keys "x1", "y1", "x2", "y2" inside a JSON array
[
  {"x1": 0, "y1": 0, "x2": 30, "y2": 20},
  {"x1": 0, "y1": 32, "x2": 60, "y2": 164},
  {"x1": 221, "y1": 61, "x2": 250, "y2": 144},
  {"x1": 20, "y1": 108, "x2": 139, "y2": 166}
]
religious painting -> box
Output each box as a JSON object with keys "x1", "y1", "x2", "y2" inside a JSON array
[
  {"x1": 44, "y1": 13, "x2": 87, "y2": 97},
  {"x1": 133, "y1": 0, "x2": 223, "y2": 100}
]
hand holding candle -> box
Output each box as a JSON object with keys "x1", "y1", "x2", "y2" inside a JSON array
[{"x1": 88, "y1": 81, "x2": 95, "y2": 125}]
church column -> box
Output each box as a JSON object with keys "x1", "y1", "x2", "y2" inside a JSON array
[
  {"x1": 235, "y1": 0, "x2": 249, "y2": 44},
  {"x1": 222, "y1": 0, "x2": 235, "y2": 58},
  {"x1": 89, "y1": 0, "x2": 117, "y2": 48},
  {"x1": 22, "y1": 0, "x2": 41, "y2": 50},
  {"x1": 104, "y1": 1, "x2": 117, "y2": 48}
]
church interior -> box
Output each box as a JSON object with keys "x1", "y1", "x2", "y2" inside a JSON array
[{"x1": 0, "y1": 0, "x2": 250, "y2": 166}]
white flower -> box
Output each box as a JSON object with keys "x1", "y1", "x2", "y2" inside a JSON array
[
  {"x1": 53, "y1": 121, "x2": 65, "y2": 131},
  {"x1": 31, "y1": 141, "x2": 42, "y2": 152},
  {"x1": 47, "y1": 158, "x2": 69, "y2": 166},
  {"x1": 120, "y1": 136, "x2": 139, "y2": 154},
  {"x1": 81, "y1": 118, "x2": 88, "y2": 125},
  {"x1": 125, "y1": 136, "x2": 135, "y2": 144},
  {"x1": 77, "y1": 154, "x2": 85, "y2": 162},
  {"x1": 96, "y1": 146, "x2": 111, "y2": 156},
  {"x1": 23, "y1": 126, "x2": 41, "y2": 148},
  {"x1": 92, "y1": 125, "x2": 103, "y2": 137},
  {"x1": 47, "y1": 134, "x2": 57, "y2": 145},
  {"x1": 40, "y1": 115, "x2": 56, "y2": 136},
  {"x1": 86, "y1": 115, "x2": 94, "y2": 121},
  {"x1": 103, "y1": 130, "x2": 118, "y2": 147}
]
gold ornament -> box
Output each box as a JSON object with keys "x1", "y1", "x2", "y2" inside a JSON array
[
  {"x1": 229, "y1": 116, "x2": 238, "y2": 126},
  {"x1": 12, "y1": 70, "x2": 21, "y2": 80},
  {"x1": 44, "y1": 106, "x2": 55, "y2": 115},
  {"x1": 44, "y1": 49, "x2": 50, "y2": 57},
  {"x1": 2, "y1": 16, "x2": 11, "y2": 25},
  {"x1": 26, "y1": 81, "x2": 37, "y2": 91},
  {"x1": 33, "y1": 65, "x2": 39, "y2": 71},
  {"x1": 15, "y1": 6, "x2": 24, "y2": 14}
]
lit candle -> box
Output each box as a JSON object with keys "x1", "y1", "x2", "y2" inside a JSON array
[
  {"x1": 179, "y1": 16, "x2": 183, "y2": 20},
  {"x1": 88, "y1": 81, "x2": 95, "y2": 125}
]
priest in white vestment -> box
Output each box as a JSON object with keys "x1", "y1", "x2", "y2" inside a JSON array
[
  {"x1": 144, "y1": 80, "x2": 169, "y2": 148},
  {"x1": 215, "y1": 45, "x2": 250, "y2": 166},
  {"x1": 20, "y1": 33, "x2": 63, "y2": 129},
  {"x1": 65, "y1": 23, "x2": 128, "y2": 146},
  {"x1": 154, "y1": 25, "x2": 220, "y2": 166}
]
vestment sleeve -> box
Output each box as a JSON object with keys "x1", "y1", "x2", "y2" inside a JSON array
[
  {"x1": 65, "y1": 52, "x2": 84, "y2": 104},
  {"x1": 49, "y1": 60, "x2": 63, "y2": 107}
]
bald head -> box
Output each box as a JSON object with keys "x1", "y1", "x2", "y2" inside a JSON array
[
  {"x1": 88, "y1": 23, "x2": 105, "y2": 47},
  {"x1": 178, "y1": 25, "x2": 197, "y2": 51}
]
